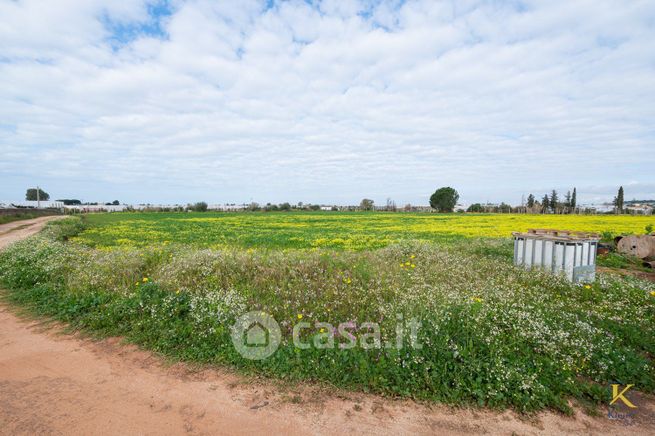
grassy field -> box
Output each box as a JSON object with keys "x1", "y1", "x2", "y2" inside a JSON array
[
  {"x1": 1, "y1": 214, "x2": 654, "y2": 413},
  {"x1": 73, "y1": 212, "x2": 655, "y2": 250},
  {"x1": 0, "y1": 211, "x2": 57, "y2": 225}
]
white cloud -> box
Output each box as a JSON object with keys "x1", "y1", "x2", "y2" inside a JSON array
[{"x1": 1, "y1": 0, "x2": 654, "y2": 205}]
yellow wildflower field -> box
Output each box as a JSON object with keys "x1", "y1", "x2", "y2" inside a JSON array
[{"x1": 74, "y1": 212, "x2": 654, "y2": 250}]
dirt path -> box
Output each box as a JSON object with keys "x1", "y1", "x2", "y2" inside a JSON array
[
  {"x1": 1, "y1": 218, "x2": 654, "y2": 435},
  {"x1": 0, "y1": 215, "x2": 68, "y2": 250},
  {"x1": 597, "y1": 266, "x2": 655, "y2": 283}
]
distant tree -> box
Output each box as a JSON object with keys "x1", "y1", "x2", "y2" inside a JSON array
[
  {"x1": 564, "y1": 191, "x2": 571, "y2": 211},
  {"x1": 359, "y1": 198, "x2": 374, "y2": 211},
  {"x1": 404, "y1": 203, "x2": 412, "y2": 212},
  {"x1": 541, "y1": 195, "x2": 550, "y2": 213},
  {"x1": 191, "y1": 201, "x2": 208, "y2": 212},
  {"x1": 26, "y1": 188, "x2": 50, "y2": 201},
  {"x1": 526, "y1": 194, "x2": 535, "y2": 208},
  {"x1": 571, "y1": 188, "x2": 577, "y2": 211},
  {"x1": 550, "y1": 190, "x2": 559, "y2": 213},
  {"x1": 386, "y1": 198, "x2": 397, "y2": 212},
  {"x1": 309, "y1": 204, "x2": 321, "y2": 211},
  {"x1": 112, "y1": 200, "x2": 120, "y2": 205},
  {"x1": 429, "y1": 187, "x2": 459, "y2": 213},
  {"x1": 614, "y1": 186, "x2": 624, "y2": 213},
  {"x1": 56, "y1": 199, "x2": 81, "y2": 205},
  {"x1": 247, "y1": 202, "x2": 260, "y2": 211},
  {"x1": 467, "y1": 203, "x2": 484, "y2": 213},
  {"x1": 279, "y1": 202, "x2": 291, "y2": 211},
  {"x1": 499, "y1": 202, "x2": 512, "y2": 213}
]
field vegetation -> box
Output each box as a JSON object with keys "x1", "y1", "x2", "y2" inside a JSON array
[
  {"x1": 0, "y1": 210, "x2": 59, "y2": 225},
  {"x1": 0, "y1": 214, "x2": 654, "y2": 414},
  {"x1": 73, "y1": 212, "x2": 654, "y2": 250}
]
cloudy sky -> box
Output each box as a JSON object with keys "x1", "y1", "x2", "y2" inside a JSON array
[{"x1": 1, "y1": 0, "x2": 654, "y2": 206}]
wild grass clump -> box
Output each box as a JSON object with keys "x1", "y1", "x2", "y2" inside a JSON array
[{"x1": 0, "y1": 217, "x2": 653, "y2": 413}]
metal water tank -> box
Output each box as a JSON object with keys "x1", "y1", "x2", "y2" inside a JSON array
[{"x1": 512, "y1": 229, "x2": 600, "y2": 283}]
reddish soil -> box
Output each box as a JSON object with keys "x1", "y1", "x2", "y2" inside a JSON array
[{"x1": 0, "y1": 215, "x2": 67, "y2": 250}]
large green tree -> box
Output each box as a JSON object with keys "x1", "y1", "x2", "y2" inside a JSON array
[
  {"x1": 429, "y1": 187, "x2": 459, "y2": 213},
  {"x1": 359, "y1": 198, "x2": 374, "y2": 211},
  {"x1": 25, "y1": 188, "x2": 49, "y2": 201}
]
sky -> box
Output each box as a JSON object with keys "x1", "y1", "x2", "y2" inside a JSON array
[{"x1": 1, "y1": 0, "x2": 654, "y2": 206}]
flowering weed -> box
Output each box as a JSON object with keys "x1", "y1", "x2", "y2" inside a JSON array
[{"x1": 0, "y1": 216, "x2": 653, "y2": 413}]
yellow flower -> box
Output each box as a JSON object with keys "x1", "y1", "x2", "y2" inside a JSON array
[
  {"x1": 584, "y1": 284, "x2": 591, "y2": 289},
  {"x1": 471, "y1": 297, "x2": 483, "y2": 303},
  {"x1": 135, "y1": 282, "x2": 139, "y2": 286},
  {"x1": 410, "y1": 255, "x2": 416, "y2": 259},
  {"x1": 345, "y1": 278, "x2": 352, "y2": 284},
  {"x1": 410, "y1": 264, "x2": 416, "y2": 268},
  {"x1": 297, "y1": 314, "x2": 303, "y2": 320},
  {"x1": 405, "y1": 261, "x2": 410, "y2": 266},
  {"x1": 399, "y1": 263, "x2": 405, "y2": 268},
  {"x1": 650, "y1": 291, "x2": 655, "y2": 297},
  {"x1": 142, "y1": 277, "x2": 149, "y2": 283},
  {"x1": 319, "y1": 328, "x2": 325, "y2": 333},
  {"x1": 176, "y1": 290, "x2": 180, "y2": 294}
]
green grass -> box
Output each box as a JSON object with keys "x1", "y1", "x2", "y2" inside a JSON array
[
  {"x1": 73, "y1": 211, "x2": 655, "y2": 250},
  {"x1": 0, "y1": 217, "x2": 653, "y2": 413},
  {"x1": 0, "y1": 212, "x2": 50, "y2": 225},
  {"x1": 597, "y1": 252, "x2": 652, "y2": 272}
]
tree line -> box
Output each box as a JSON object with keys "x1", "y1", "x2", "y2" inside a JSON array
[
  {"x1": 524, "y1": 187, "x2": 578, "y2": 214},
  {"x1": 20, "y1": 186, "x2": 636, "y2": 214}
]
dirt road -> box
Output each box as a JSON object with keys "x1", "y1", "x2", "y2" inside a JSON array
[
  {"x1": 1, "y1": 217, "x2": 654, "y2": 435},
  {"x1": 0, "y1": 215, "x2": 67, "y2": 250}
]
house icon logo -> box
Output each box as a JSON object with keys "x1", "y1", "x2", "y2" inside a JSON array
[{"x1": 231, "y1": 311, "x2": 281, "y2": 360}]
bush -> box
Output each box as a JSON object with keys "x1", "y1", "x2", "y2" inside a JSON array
[{"x1": 189, "y1": 202, "x2": 208, "y2": 212}]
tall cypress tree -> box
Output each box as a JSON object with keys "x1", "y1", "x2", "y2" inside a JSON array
[
  {"x1": 614, "y1": 186, "x2": 624, "y2": 213},
  {"x1": 550, "y1": 190, "x2": 559, "y2": 213},
  {"x1": 571, "y1": 187, "x2": 577, "y2": 211},
  {"x1": 541, "y1": 194, "x2": 550, "y2": 213},
  {"x1": 527, "y1": 194, "x2": 535, "y2": 208}
]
